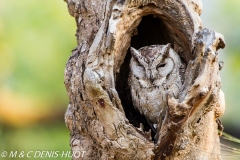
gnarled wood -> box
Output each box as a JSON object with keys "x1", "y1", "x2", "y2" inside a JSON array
[{"x1": 64, "y1": 0, "x2": 225, "y2": 159}]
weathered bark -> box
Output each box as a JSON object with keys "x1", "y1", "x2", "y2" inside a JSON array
[{"x1": 64, "y1": 0, "x2": 225, "y2": 159}]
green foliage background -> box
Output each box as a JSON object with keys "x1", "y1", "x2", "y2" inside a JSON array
[
  {"x1": 0, "y1": 0, "x2": 239, "y2": 160},
  {"x1": 0, "y1": 0, "x2": 76, "y2": 159},
  {"x1": 0, "y1": 0, "x2": 76, "y2": 104},
  {"x1": 202, "y1": 0, "x2": 240, "y2": 130}
]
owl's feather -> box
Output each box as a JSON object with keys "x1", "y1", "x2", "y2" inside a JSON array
[{"x1": 128, "y1": 44, "x2": 182, "y2": 128}]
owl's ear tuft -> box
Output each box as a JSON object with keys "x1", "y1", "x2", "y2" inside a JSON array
[
  {"x1": 163, "y1": 43, "x2": 171, "y2": 57},
  {"x1": 130, "y1": 47, "x2": 147, "y2": 66},
  {"x1": 130, "y1": 47, "x2": 141, "y2": 59}
]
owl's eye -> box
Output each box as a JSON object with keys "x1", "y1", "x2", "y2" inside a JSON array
[
  {"x1": 157, "y1": 63, "x2": 166, "y2": 68},
  {"x1": 137, "y1": 64, "x2": 144, "y2": 69}
]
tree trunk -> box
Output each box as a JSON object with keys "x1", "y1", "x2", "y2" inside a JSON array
[{"x1": 64, "y1": 0, "x2": 225, "y2": 159}]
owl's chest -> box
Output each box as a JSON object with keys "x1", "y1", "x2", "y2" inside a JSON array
[
  {"x1": 132, "y1": 87, "x2": 167, "y2": 123},
  {"x1": 137, "y1": 87, "x2": 166, "y2": 107}
]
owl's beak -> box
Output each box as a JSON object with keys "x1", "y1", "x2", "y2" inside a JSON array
[
  {"x1": 147, "y1": 73, "x2": 154, "y2": 83},
  {"x1": 146, "y1": 69, "x2": 154, "y2": 83},
  {"x1": 150, "y1": 76, "x2": 154, "y2": 83}
]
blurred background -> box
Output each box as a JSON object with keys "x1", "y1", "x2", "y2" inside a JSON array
[
  {"x1": 0, "y1": 0, "x2": 239, "y2": 160},
  {"x1": 0, "y1": 0, "x2": 76, "y2": 159}
]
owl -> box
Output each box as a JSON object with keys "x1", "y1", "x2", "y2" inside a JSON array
[{"x1": 128, "y1": 44, "x2": 182, "y2": 130}]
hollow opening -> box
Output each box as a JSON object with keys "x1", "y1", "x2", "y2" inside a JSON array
[
  {"x1": 116, "y1": 15, "x2": 174, "y2": 140},
  {"x1": 131, "y1": 15, "x2": 172, "y2": 49}
]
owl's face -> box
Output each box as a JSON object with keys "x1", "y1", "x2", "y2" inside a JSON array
[{"x1": 130, "y1": 44, "x2": 179, "y2": 87}]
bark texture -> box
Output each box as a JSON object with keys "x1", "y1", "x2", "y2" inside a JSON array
[{"x1": 64, "y1": 0, "x2": 225, "y2": 159}]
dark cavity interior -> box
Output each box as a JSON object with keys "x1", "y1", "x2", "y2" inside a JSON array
[{"x1": 116, "y1": 15, "x2": 173, "y2": 140}]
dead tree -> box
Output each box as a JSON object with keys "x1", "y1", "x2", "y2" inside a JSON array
[{"x1": 64, "y1": 0, "x2": 225, "y2": 159}]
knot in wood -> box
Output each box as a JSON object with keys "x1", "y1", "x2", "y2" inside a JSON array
[
  {"x1": 199, "y1": 87, "x2": 209, "y2": 97},
  {"x1": 98, "y1": 98, "x2": 105, "y2": 108}
]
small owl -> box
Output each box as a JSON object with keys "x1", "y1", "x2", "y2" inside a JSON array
[{"x1": 128, "y1": 44, "x2": 182, "y2": 129}]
